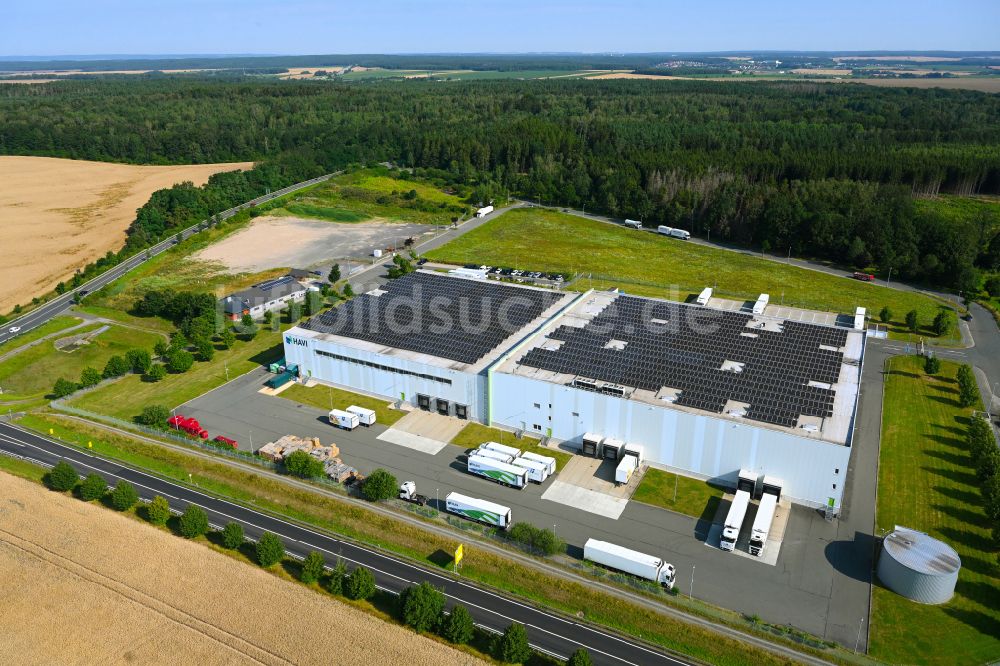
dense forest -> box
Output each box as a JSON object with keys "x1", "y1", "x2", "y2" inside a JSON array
[{"x1": 2, "y1": 76, "x2": 999, "y2": 291}]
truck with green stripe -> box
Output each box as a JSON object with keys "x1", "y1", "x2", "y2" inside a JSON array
[
  {"x1": 445, "y1": 492, "x2": 512, "y2": 530},
  {"x1": 467, "y1": 454, "x2": 528, "y2": 489}
]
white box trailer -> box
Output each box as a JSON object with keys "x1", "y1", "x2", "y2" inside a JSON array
[
  {"x1": 656, "y1": 225, "x2": 673, "y2": 236},
  {"x1": 670, "y1": 228, "x2": 691, "y2": 240},
  {"x1": 329, "y1": 408, "x2": 359, "y2": 431},
  {"x1": 854, "y1": 306, "x2": 866, "y2": 331},
  {"x1": 467, "y1": 454, "x2": 528, "y2": 488},
  {"x1": 615, "y1": 454, "x2": 638, "y2": 485},
  {"x1": 584, "y1": 538, "x2": 676, "y2": 589},
  {"x1": 346, "y1": 405, "x2": 376, "y2": 426},
  {"x1": 519, "y1": 451, "x2": 557, "y2": 475},
  {"x1": 511, "y1": 456, "x2": 549, "y2": 483},
  {"x1": 474, "y1": 447, "x2": 514, "y2": 464},
  {"x1": 752, "y1": 293, "x2": 769, "y2": 315},
  {"x1": 446, "y1": 492, "x2": 512, "y2": 530},
  {"x1": 475, "y1": 205, "x2": 494, "y2": 218},
  {"x1": 481, "y1": 441, "x2": 521, "y2": 458},
  {"x1": 720, "y1": 489, "x2": 751, "y2": 552},
  {"x1": 749, "y1": 492, "x2": 778, "y2": 556},
  {"x1": 624, "y1": 219, "x2": 642, "y2": 229},
  {"x1": 697, "y1": 287, "x2": 713, "y2": 305}
]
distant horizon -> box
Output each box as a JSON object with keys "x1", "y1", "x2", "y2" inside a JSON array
[
  {"x1": 4, "y1": 49, "x2": 1000, "y2": 62},
  {"x1": 7, "y1": 1, "x2": 998, "y2": 55}
]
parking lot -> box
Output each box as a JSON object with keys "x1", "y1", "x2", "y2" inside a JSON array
[{"x1": 179, "y1": 365, "x2": 878, "y2": 649}]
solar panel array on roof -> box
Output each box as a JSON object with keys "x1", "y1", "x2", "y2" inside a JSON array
[
  {"x1": 518, "y1": 296, "x2": 849, "y2": 429},
  {"x1": 302, "y1": 272, "x2": 560, "y2": 365}
]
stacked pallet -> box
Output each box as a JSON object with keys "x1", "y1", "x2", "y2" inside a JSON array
[{"x1": 256, "y1": 435, "x2": 340, "y2": 462}]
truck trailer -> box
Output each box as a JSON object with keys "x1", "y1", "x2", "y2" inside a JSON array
[
  {"x1": 615, "y1": 454, "x2": 638, "y2": 485},
  {"x1": 624, "y1": 219, "x2": 642, "y2": 229},
  {"x1": 481, "y1": 441, "x2": 521, "y2": 458},
  {"x1": 721, "y1": 489, "x2": 751, "y2": 552},
  {"x1": 511, "y1": 456, "x2": 549, "y2": 483},
  {"x1": 583, "y1": 539, "x2": 675, "y2": 589},
  {"x1": 474, "y1": 447, "x2": 515, "y2": 464},
  {"x1": 749, "y1": 493, "x2": 778, "y2": 556},
  {"x1": 519, "y1": 451, "x2": 557, "y2": 475},
  {"x1": 655, "y1": 225, "x2": 690, "y2": 240},
  {"x1": 467, "y1": 454, "x2": 528, "y2": 488},
  {"x1": 328, "y1": 409, "x2": 360, "y2": 431},
  {"x1": 346, "y1": 405, "x2": 376, "y2": 426},
  {"x1": 445, "y1": 492, "x2": 512, "y2": 529}
]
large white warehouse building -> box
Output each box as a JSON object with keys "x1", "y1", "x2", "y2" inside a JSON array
[{"x1": 284, "y1": 271, "x2": 865, "y2": 511}]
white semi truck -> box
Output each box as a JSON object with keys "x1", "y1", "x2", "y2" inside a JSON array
[
  {"x1": 624, "y1": 219, "x2": 642, "y2": 229},
  {"x1": 346, "y1": 405, "x2": 376, "y2": 426},
  {"x1": 328, "y1": 408, "x2": 359, "y2": 431},
  {"x1": 467, "y1": 454, "x2": 528, "y2": 488},
  {"x1": 720, "y1": 469, "x2": 758, "y2": 552},
  {"x1": 656, "y1": 225, "x2": 691, "y2": 240},
  {"x1": 511, "y1": 456, "x2": 549, "y2": 483},
  {"x1": 475, "y1": 205, "x2": 494, "y2": 218},
  {"x1": 749, "y1": 476, "x2": 783, "y2": 557},
  {"x1": 445, "y1": 492, "x2": 512, "y2": 529},
  {"x1": 398, "y1": 481, "x2": 428, "y2": 506},
  {"x1": 519, "y1": 450, "x2": 557, "y2": 475},
  {"x1": 583, "y1": 539, "x2": 676, "y2": 589}
]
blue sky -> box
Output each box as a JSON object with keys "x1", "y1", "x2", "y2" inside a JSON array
[{"x1": 6, "y1": 0, "x2": 998, "y2": 56}]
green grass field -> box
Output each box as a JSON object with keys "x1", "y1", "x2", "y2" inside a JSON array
[
  {"x1": 0, "y1": 315, "x2": 81, "y2": 357},
  {"x1": 268, "y1": 169, "x2": 468, "y2": 226},
  {"x1": 871, "y1": 356, "x2": 999, "y2": 666},
  {"x1": 279, "y1": 382, "x2": 406, "y2": 426},
  {"x1": 632, "y1": 468, "x2": 727, "y2": 521},
  {"x1": 70, "y1": 327, "x2": 283, "y2": 422},
  {"x1": 914, "y1": 194, "x2": 1000, "y2": 231},
  {"x1": 449, "y1": 422, "x2": 574, "y2": 469},
  {"x1": 0, "y1": 324, "x2": 160, "y2": 399},
  {"x1": 425, "y1": 208, "x2": 953, "y2": 337}
]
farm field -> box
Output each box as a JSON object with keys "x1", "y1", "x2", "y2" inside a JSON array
[
  {"x1": 871, "y1": 356, "x2": 999, "y2": 666},
  {"x1": 0, "y1": 323, "x2": 161, "y2": 399},
  {"x1": 631, "y1": 468, "x2": 726, "y2": 521},
  {"x1": 0, "y1": 156, "x2": 253, "y2": 313},
  {"x1": 70, "y1": 326, "x2": 284, "y2": 422},
  {"x1": 425, "y1": 208, "x2": 950, "y2": 336},
  {"x1": 0, "y1": 472, "x2": 483, "y2": 666},
  {"x1": 264, "y1": 168, "x2": 469, "y2": 226},
  {"x1": 280, "y1": 382, "x2": 407, "y2": 426}
]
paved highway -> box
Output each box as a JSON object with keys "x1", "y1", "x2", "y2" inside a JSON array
[
  {"x1": 0, "y1": 420, "x2": 690, "y2": 666},
  {"x1": 0, "y1": 174, "x2": 335, "y2": 347}
]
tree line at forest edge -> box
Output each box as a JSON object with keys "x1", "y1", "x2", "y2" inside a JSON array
[{"x1": 2, "y1": 77, "x2": 1000, "y2": 296}]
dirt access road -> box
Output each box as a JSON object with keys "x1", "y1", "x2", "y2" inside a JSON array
[
  {"x1": 0, "y1": 472, "x2": 484, "y2": 665},
  {"x1": 0, "y1": 156, "x2": 253, "y2": 313}
]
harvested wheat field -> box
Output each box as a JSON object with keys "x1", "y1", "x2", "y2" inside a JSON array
[
  {"x1": 0, "y1": 473, "x2": 484, "y2": 665},
  {"x1": 0, "y1": 156, "x2": 253, "y2": 312}
]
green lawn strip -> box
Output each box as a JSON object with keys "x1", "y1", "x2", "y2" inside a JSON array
[
  {"x1": 15, "y1": 412, "x2": 826, "y2": 666},
  {"x1": 425, "y1": 208, "x2": 952, "y2": 337},
  {"x1": 0, "y1": 324, "x2": 160, "y2": 398},
  {"x1": 74, "y1": 305, "x2": 175, "y2": 334},
  {"x1": 632, "y1": 468, "x2": 726, "y2": 521},
  {"x1": 0, "y1": 316, "x2": 82, "y2": 356},
  {"x1": 0, "y1": 452, "x2": 48, "y2": 482},
  {"x1": 70, "y1": 328, "x2": 283, "y2": 421},
  {"x1": 871, "y1": 356, "x2": 1000, "y2": 666},
  {"x1": 278, "y1": 382, "x2": 406, "y2": 426},
  {"x1": 284, "y1": 203, "x2": 370, "y2": 222}
]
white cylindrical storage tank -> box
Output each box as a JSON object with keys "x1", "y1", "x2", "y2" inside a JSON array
[{"x1": 877, "y1": 526, "x2": 960, "y2": 604}]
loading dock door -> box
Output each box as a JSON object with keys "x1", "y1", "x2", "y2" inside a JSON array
[
  {"x1": 455, "y1": 404, "x2": 468, "y2": 420},
  {"x1": 417, "y1": 394, "x2": 431, "y2": 411},
  {"x1": 602, "y1": 443, "x2": 620, "y2": 461},
  {"x1": 436, "y1": 398, "x2": 450, "y2": 416}
]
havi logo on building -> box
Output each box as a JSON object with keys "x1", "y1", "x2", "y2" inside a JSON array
[{"x1": 285, "y1": 336, "x2": 309, "y2": 347}]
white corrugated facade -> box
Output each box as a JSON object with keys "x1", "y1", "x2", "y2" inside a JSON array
[{"x1": 488, "y1": 371, "x2": 851, "y2": 509}]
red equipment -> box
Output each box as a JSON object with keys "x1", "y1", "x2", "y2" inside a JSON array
[
  {"x1": 213, "y1": 435, "x2": 239, "y2": 449},
  {"x1": 167, "y1": 414, "x2": 208, "y2": 439},
  {"x1": 852, "y1": 272, "x2": 875, "y2": 282}
]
